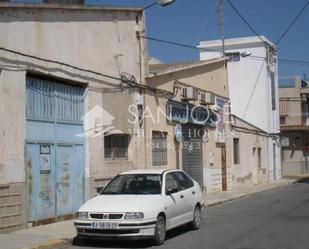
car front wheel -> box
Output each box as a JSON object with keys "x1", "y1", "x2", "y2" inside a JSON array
[
  {"x1": 190, "y1": 205, "x2": 201, "y2": 230},
  {"x1": 153, "y1": 215, "x2": 166, "y2": 245}
]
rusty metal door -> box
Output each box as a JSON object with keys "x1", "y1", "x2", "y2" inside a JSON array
[
  {"x1": 26, "y1": 144, "x2": 56, "y2": 222},
  {"x1": 26, "y1": 76, "x2": 85, "y2": 223},
  {"x1": 56, "y1": 144, "x2": 84, "y2": 218},
  {"x1": 221, "y1": 146, "x2": 227, "y2": 191}
]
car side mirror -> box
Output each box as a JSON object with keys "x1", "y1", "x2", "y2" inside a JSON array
[
  {"x1": 166, "y1": 186, "x2": 178, "y2": 195},
  {"x1": 96, "y1": 187, "x2": 103, "y2": 194}
]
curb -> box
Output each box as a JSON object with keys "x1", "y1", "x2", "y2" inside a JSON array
[
  {"x1": 205, "y1": 180, "x2": 296, "y2": 208},
  {"x1": 29, "y1": 238, "x2": 72, "y2": 249},
  {"x1": 205, "y1": 193, "x2": 248, "y2": 207}
]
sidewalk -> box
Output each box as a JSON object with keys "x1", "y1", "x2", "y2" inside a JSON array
[{"x1": 0, "y1": 178, "x2": 299, "y2": 249}]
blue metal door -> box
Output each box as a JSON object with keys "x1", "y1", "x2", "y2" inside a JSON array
[
  {"x1": 26, "y1": 143, "x2": 56, "y2": 221},
  {"x1": 56, "y1": 144, "x2": 84, "y2": 216},
  {"x1": 26, "y1": 76, "x2": 85, "y2": 223}
]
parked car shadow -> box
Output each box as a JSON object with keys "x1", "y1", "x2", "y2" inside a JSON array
[{"x1": 72, "y1": 224, "x2": 192, "y2": 248}]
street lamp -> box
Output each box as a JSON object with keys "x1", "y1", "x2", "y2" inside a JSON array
[
  {"x1": 142, "y1": 0, "x2": 176, "y2": 10},
  {"x1": 240, "y1": 51, "x2": 252, "y2": 57}
]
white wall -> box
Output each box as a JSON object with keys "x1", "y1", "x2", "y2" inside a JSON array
[
  {"x1": 200, "y1": 38, "x2": 281, "y2": 182},
  {"x1": 201, "y1": 46, "x2": 279, "y2": 134}
]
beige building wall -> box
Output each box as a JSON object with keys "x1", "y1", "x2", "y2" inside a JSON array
[
  {"x1": 279, "y1": 76, "x2": 309, "y2": 176},
  {"x1": 0, "y1": 70, "x2": 27, "y2": 232},
  {"x1": 231, "y1": 117, "x2": 269, "y2": 187},
  {"x1": 145, "y1": 59, "x2": 232, "y2": 193},
  {"x1": 279, "y1": 76, "x2": 303, "y2": 127},
  {"x1": 0, "y1": 3, "x2": 148, "y2": 231}
]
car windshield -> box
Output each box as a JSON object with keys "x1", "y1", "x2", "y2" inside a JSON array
[{"x1": 101, "y1": 174, "x2": 162, "y2": 195}]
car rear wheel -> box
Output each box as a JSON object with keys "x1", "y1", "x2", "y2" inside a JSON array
[
  {"x1": 190, "y1": 205, "x2": 201, "y2": 230},
  {"x1": 153, "y1": 215, "x2": 166, "y2": 245}
]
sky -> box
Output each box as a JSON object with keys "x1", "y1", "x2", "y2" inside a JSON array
[
  {"x1": 12, "y1": 0, "x2": 309, "y2": 85},
  {"x1": 86, "y1": 0, "x2": 309, "y2": 86}
]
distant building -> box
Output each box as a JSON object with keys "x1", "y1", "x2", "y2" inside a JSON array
[
  {"x1": 199, "y1": 36, "x2": 281, "y2": 186},
  {"x1": 279, "y1": 75, "x2": 309, "y2": 176}
]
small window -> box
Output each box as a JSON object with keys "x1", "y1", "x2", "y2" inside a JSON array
[
  {"x1": 226, "y1": 52, "x2": 240, "y2": 62},
  {"x1": 270, "y1": 71, "x2": 276, "y2": 110},
  {"x1": 233, "y1": 138, "x2": 240, "y2": 164},
  {"x1": 174, "y1": 171, "x2": 194, "y2": 190},
  {"x1": 280, "y1": 116, "x2": 286, "y2": 124},
  {"x1": 152, "y1": 131, "x2": 168, "y2": 166},
  {"x1": 258, "y1": 148, "x2": 262, "y2": 168},
  {"x1": 104, "y1": 134, "x2": 128, "y2": 160}
]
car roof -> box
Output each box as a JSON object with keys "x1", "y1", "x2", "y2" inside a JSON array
[{"x1": 119, "y1": 168, "x2": 178, "y2": 175}]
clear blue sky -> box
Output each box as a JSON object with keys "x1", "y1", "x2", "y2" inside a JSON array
[
  {"x1": 13, "y1": 0, "x2": 309, "y2": 85},
  {"x1": 87, "y1": 0, "x2": 309, "y2": 85}
]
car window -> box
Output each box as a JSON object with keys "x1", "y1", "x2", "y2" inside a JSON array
[
  {"x1": 165, "y1": 173, "x2": 179, "y2": 194},
  {"x1": 173, "y1": 171, "x2": 194, "y2": 190},
  {"x1": 101, "y1": 174, "x2": 161, "y2": 195}
]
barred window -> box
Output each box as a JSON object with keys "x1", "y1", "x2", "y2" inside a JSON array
[
  {"x1": 258, "y1": 148, "x2": 262, "y2": 168},
  {"x1": 104, "y1": 135, "x2": 128, "y2": 160},
  {"x1": 233, "y1": 138, "x2": 240, "y2": 164},
  {"x1": 152, "y1": 131, "x2": 168, "y2": 166}
]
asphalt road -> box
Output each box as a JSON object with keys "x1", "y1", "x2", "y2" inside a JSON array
[{"x1": 57, "y1": 180, "x2": 309, "y2": 249}]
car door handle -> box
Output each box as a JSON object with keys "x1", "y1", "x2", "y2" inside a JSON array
[
  {"x1": 180, "y1": 194, "x2": 184, "y2": 198},
  {"x1": 192, "y1": 191, "x2": 195, "y2": 195}
]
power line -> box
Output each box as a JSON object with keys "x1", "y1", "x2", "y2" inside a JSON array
[
  {"x1": 184, "y1": 1, "x2": 217, "y2": 59},
  {"x1": 242, "y1": 60, "x2": 266, "y2": 119},
  {"x1": 275, "y1": 1, "x2": 309, "y2": 44},
  {"x1": 225, "y1": 0, "x2": 267, "y2": 46},
  {"x1": 140, "y1": 35, "x2": 220, "y2": 52},
  {"x1": 0, "y1": 46, "x2": 174, "y2": 96},
  {"x1": 0, "y1": 47, "x2": 122, "y2": 81},
  {"x1": 140, "y1": 35, "x2": 309, "y2": 66}
]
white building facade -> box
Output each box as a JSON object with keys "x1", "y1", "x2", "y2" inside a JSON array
[{"x1": 199, "y1": 36, "x2": 281, "y2": 183}]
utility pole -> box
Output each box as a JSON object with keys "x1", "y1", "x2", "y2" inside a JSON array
[{"x1": 217, "y1": 0, "x2": 225, "y2": 56}]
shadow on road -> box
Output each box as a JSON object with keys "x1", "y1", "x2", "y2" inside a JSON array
[
  {"x1": 72, "y1": 225, "x2": 191, "y2": 248},
  {"x1": 296, "y1": 178, "x2": 309, "y2": 184}
]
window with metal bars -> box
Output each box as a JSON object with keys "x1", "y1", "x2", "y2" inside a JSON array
[
  {"x1": 104, "y1": 135, "x2": 128, "y2": 160},
  {"x1": 152, "y1": 131, "x2": 168, "y2": 166},
  {"x1": 233, "y1": 138, "x2": 240, "y2": 164}
]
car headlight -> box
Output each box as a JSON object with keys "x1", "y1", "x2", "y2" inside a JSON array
[
  {"x1": 124, "y1": 212, "x2": 144, "y2": 220},
  {"x1": 77, "y1": 212, "x2": 89, "y2": 219}
]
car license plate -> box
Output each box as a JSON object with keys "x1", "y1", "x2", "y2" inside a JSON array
[{"x1": 91, "y1": 222, "x2": 118, "y2": 230}]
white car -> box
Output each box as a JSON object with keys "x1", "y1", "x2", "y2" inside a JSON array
[{"x1": 74, "y1": 169, "x2": 204, "y2": 245}]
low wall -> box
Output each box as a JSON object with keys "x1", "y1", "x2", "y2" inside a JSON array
[{"x1": 0, "y1": 182, "x2": 27, "y2": 233}]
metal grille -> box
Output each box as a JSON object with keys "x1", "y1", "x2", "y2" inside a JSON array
[
  {"x1": 26, "y1": 77, "x2": 84, "y2": 123},
  {"x1": 104, "y1": 135, "x2": 128, "y2": 160},
  {"x1": 89, "y1": 213, "x2": 123, "y2": 220},
  {"x1": 182, "y1": 125, "x2": 203, "y2": 188},
  {"x1": 233, "y1": 138, "x2": 240, "y2": 164},
  {"x1": 152, "y1": 131, "x2": 167, "y2": 166}
]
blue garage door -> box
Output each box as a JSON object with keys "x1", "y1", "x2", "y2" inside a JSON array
[{"x1": 26, "y1": 77, "x2": 85, "y2": 223}]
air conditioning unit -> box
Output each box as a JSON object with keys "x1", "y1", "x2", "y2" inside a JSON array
[
  {"x1": 200, "y1": 93, "x2": 206, "y2": 102},
  {"x1": 182, "y1": 87, "x2": 198, "y2": 100},
  {"x1": 182, "y1": 87, "x2": 188, "y2": 98},
  {"x1": 200, "y1": 92, "x2": 215, "y2": 105}
]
